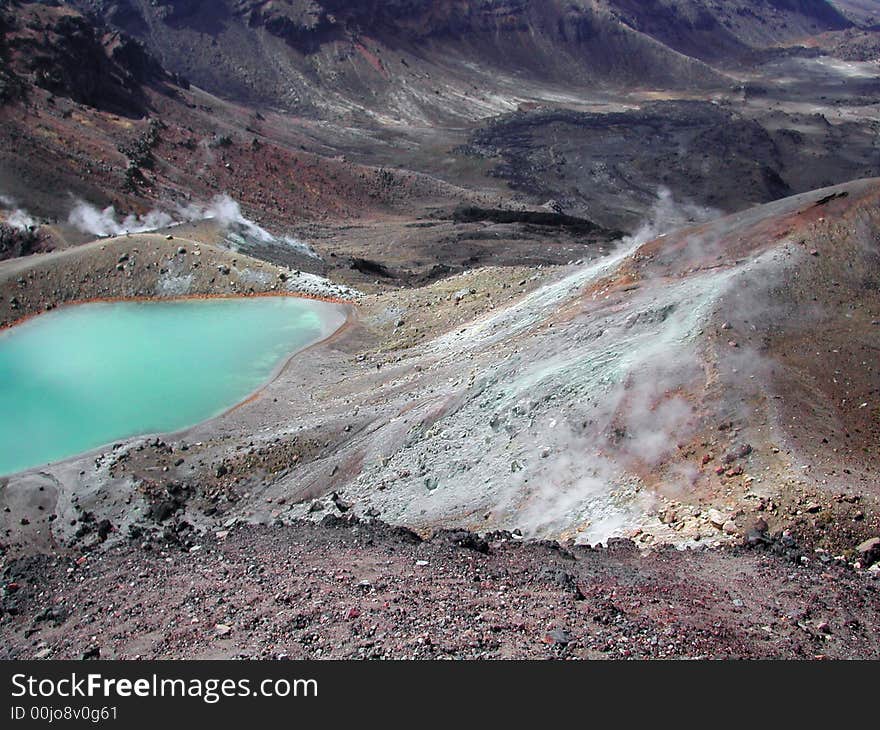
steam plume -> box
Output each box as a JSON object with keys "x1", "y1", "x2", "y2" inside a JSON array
[
  {"x1": 0, "y1": 195, "x2": 38, "y2": 231},
  {"x1": 66, "y1": 194, "x2": 321, "y2": 259}
]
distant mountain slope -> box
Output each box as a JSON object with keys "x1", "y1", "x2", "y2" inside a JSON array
[
  {"x1": 606, "y1": 0, "x2": 852, "y2": 63},
  {"x1": 829, "y1": 0, "x2": 880, "y2": 26},
  {"x1": 68, "y1": 0, "x2": 727, "y2": 118},
  {"x1": 1, "y1": 1, "x2": 179, "y2": 117},
  {"x1": 0, "y1": 3, "x2": 473, "y2": 232}
]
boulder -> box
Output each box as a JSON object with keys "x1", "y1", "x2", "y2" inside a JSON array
[
  {"x1": 856, "y1": 537, "x2": 880, "y2": 566},
  {"x1": 707, "y1": 509, "x2": 728, "y2": 528}
]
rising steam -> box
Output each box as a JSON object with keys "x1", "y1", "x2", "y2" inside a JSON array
[
  {"x1": 66, "y1": 195, "x2": 321, "y2": 259},
  {"x1": 424, "y1": 188, "x2": 730, "y2": 542},
  {"x1": 0, "y1": 195, "x2": 38, "y2": 231},
  {"x1": 67, "y1": 203, "x2": 175, "y2": 237},
  {"x1": 490, "y1": 190, "x2": 768, "y2": 542}
]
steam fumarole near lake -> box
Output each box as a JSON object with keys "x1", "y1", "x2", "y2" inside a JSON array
[{"x1": 0, "y1": 296, "x2": 345, "y2": 476}]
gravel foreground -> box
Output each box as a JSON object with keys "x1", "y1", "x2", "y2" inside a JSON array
[{"x1": 2, "y1": 517, "x2": 878, "y2": 660}]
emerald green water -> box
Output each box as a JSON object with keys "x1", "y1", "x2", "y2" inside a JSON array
[{"x1": 0, "y1": 297, "x2": 344, "y2": 476}]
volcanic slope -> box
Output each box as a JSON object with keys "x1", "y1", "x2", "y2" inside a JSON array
[
  {"x1": 267, "y1": 178, "x2": 880, "y2": 550},
  {"x1": 2, "y1": 179, "x2": 877, "y2": 561}
]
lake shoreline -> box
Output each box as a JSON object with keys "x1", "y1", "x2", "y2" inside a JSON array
[
  {"x1": 0, "y1": 289, "x2": 355, "y2": 334},
  {"x1": 0, "y1": 231, "x2": 360, "y2": 332},
  {"x1": 0, "y1": 294, "x2": 353, "y2": 478}
]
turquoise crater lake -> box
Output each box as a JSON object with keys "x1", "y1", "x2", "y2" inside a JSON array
[{"x1": 0, "y1": 296, "x2": 346, "y2": 476}]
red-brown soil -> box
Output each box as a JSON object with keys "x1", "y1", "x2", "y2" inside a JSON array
[{"x1": 2, "y1": 517, "x2": 878, "y2": 660}]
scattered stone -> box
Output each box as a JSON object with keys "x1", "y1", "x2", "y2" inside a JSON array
[
  {"x1": 96, "y1": 519, "x2": 113, "y2": 541},
  {"x1": 856, "y1": 537, "x2": 880, "y2": 566},
  {"x1": 149, "y1": 501, "x2": 178, "y2": 523},
  {"x1": 542, "y1": 568, "x2": 584, "y2": 600},
  {"x1": 433, "y1": 529, "x2": 489, "y2": 554},
  {"x1": 544, "y1": 628, "x2": 572, "y2": 646},
  {"x1": 723, "y1": 443, "x2": 752, "y2": 463},
  {"x1": 707, "y1": 509, "x2": 728, "y2": 528},
  {"x1": 331, "y1": 492, "x2": 352, "y2": 513}
]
